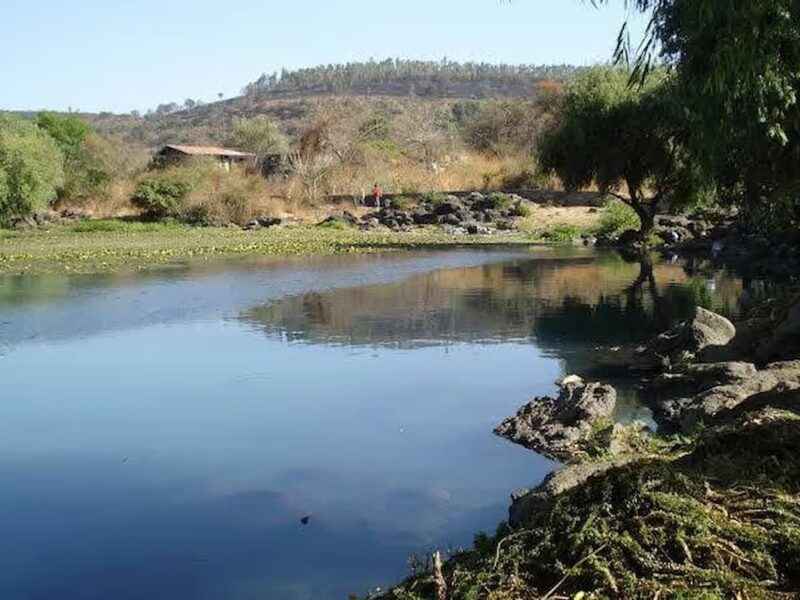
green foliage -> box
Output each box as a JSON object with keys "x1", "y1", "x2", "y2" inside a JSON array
[
  {"x1": 392, "y1": 195, "x2": 417, "y2": 210},
  {"x1": 131, "y1": 177, "x2": 191, "y2": 220},
  {"x1": 68, "y1": 219, "x2": 184, "y2": 233},
  {"x1": 508, "y1": 202, "x2": 531, "y2": 218},
  {"x1": 390, "y1": 410, "x2": 800, "y2": 598},
  {"x1": 0, "y1": 115, "x2": 64, "y2": 222},
  {"x1": 596, "y1": 0, "x2": 800, "y2": 232},
  {"x1": 597, "y1": 199, "x2": 641, "y2": 236},
  {"x1": 35, "y1": 112, "x2": 93, "y2": 159},
  {"x1": 318, "y1": 219, "x2": 353, "y2": 230},
  {"x1": 227, "y1": 115, "x2": 289, "y2": 155},
  {"x1": 541, "y1": 223, "x2": 583, "y2": 242},
  {"x1": 243, "y1": 59, "x2": 583, "y2": 97},
  {"x1": 422, "y1": 191, "x2": 450, "y2": 208},
  {"x1": 482, "y1": 192, "x2": 513, "y2": 210},
  {"x1": 59, "y1": 133, "x2": 144, "y2": 203},
  {"x1": 539, "y1": 67, "x2": 709, "y2": 234}
]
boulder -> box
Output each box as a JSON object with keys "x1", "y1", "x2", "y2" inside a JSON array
[
  {"x1": 509, "y1": 458, "x2": 631, "y2": 526},
  {"x1": 318, "y1": 211, "x2": 358, "y2": 227},
  {"x1": 432, "y1": 200, "x2": 464, "y2": 216},
  {"x1": 755, "y1": 300, "x2": 800, "y2": 363},
  {"x1": 494, "y1": 376, "x2": 617, "y2": 461},
  {"x1": 257, "y1": 216, "x2": 282, "y2": 228},
  {"x1": 633, "y1": 307, "x2": 736, "y2": 372},
  {"x1": 646, "y1": 360, "x2": 800, "y2": 431},
  {"x1": 466, "y1": 223, "x2": 492, "y2": 235}
]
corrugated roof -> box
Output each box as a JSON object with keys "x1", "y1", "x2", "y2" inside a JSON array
[{"x1": 162, "y1": 144, "x2": 256, "y2": 158}]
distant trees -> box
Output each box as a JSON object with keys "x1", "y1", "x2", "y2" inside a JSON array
[
  {"x1": 0, "y1": 116, "x2": 64, "y2": 222},
  {"x1": 226, "y1": 115, "x2": 289, "y2": 155},
  {"x1": 460, "y1": 96, "x2": 562, "y2": 157},
  {"x1": 242, "y1": 59, "x2": 583, "y2": 97},
  {"x1": 540, "y1": 68, "x2": 709, "y2": 237}
]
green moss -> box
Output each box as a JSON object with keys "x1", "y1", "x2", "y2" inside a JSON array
[{"x1": 387, "y1": 409, "x2": 800, "y2": 599}]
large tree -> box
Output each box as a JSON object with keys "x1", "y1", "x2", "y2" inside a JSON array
[
  {"x1": 0, "y1": 116, "x2": 64, "y2": 222},
  {"x1": 539, "y1": 67, "x2": 706, "y2": 237},
  {"x1": 596, "y1": 0, "x2": 800, "y2": 232}
]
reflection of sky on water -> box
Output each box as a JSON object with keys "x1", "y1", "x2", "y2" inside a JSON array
[{"x1": 0, "y1": 249, "x2": 746, "y2": 599}]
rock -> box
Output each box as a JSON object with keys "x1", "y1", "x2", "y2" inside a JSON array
[
  {"x1": 509, "y1": 458, "x2": 631, "y2": 526},
  {"x1": 466, "y1": 223, "x2": 491, "y2": 235},
  {"x1": 441, "y1": 224, "x2": 467, "y2": 236},
  {"x1": 646, "y1": 360, "x2": 800, "y2": 431},
  {"x1": 658, "y1": 226, "x2": 693, "y2": 245},
  {"x1": 755, "y1": 300, "x2": 800, "y2": 363},
  {"x1": 257, "y1": 216, "x2": 282, "y2": 228},
  {"x1": 633, "y1": 307, "x2": 736, "y2": 372},
  {"x1": 318, "y1": 211, "x2": 358, "y2": 227},
  {"x1": 432, "y1": 200, "x2": 464, "y2": 216},
  {"x1": 411, "y1": 210, "x2": 437, "y2": 225},
  {"x1": 494, "y1": 377, "x2": 617, "y2": 461},
  {"x1": 495, "y1": 219, "x2": 517, "y2": 231},
  {"x1": 244, "y1": 220, "x2": 261, "y2": 231},
  {"x1": 359, "y1": 217, "x2": 381, "y2": 231},
  {"x1": 582, "y1": 234, "x2": 597, "y2": 246}
]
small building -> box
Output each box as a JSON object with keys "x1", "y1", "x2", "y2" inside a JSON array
[{"x1": 155, "y1": 144, "x2": 256, "y2": 170}]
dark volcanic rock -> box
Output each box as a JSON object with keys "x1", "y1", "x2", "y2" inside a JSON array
[{"x1": 494, "y1": 376, "x2": 617, "y2": 461}]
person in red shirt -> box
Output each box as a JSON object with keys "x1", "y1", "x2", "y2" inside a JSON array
[{"x1": 373, "y1": 183, "x2": 384, "y2": 208}]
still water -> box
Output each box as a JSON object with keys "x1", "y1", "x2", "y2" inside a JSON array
[{"x1": 0, "y1": 248, "x2": 744, "y2": 600}]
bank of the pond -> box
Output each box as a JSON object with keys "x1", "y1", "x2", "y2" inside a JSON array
[
  {"x1": 0, "y1": 225, "x2": 537, "y2": 275},
  {"x1": 383, "y1": 300, "x2": 800, "y2": 599}
]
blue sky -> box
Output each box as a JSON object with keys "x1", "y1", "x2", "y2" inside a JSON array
[{"x1": 1, "y1": 0, "x2": 646, "y2": 114}]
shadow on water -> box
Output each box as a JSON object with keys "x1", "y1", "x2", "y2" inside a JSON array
[{"x1": 0, "y1": 248, "x2": 760, "y2": 600}]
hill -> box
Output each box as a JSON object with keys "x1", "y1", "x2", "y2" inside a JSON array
[{"x1": 39, "y1": 60, "x2": 581, "y2": 148}]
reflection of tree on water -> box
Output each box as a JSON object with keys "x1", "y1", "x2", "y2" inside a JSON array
[{"x1": 242, "y1": 253, "x2": 743, "y2": 362}]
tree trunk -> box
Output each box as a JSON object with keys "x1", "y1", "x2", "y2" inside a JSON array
[{"x1": 626, "y1": 183, "x2": 657, "y2": 238}]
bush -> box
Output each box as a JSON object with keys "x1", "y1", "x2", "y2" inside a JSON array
[
  {"x1": 485, "y1": 192, "x2": 512, "y2": 209},
  {"x1": 0, "y1": 115, "x2": 64, "y2": 223},
  {"x1": 392, "y1": 195, "x2": 417, "y2": 210},
  {"x1": 422, "y1": 191, "x2": 450, "y2": 208},
  {"x1": 597, "y1": 200, "x2": 641, "y2": 236},
  {"x1": 131, "y1": 178, "x2": 191, "y2": 220},
  {"x1": 542, "y1": 223, "x2": 583, "y2": 242},
  {"x1": 509, "y1": 202, "x2": 531, "y2": 217}
]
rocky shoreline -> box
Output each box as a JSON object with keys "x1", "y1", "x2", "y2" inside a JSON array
[{"x1": 383, "y1": 281, "x2": 800, "y2": 598}]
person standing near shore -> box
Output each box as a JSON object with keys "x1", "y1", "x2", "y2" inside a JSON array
[{"x1": 373, "y1": 183, "x2": 384, "y2": 208}]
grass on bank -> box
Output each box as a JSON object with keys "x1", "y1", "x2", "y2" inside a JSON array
[{"x1": 387, "y1": 408, "x2": 800, "y2": 600}]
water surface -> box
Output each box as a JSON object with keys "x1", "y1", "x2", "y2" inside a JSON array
[{"x1": 0, "y1": 248, "x2": 745, "y2": 599}]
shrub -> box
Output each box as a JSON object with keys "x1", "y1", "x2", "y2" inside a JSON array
[
  {"x1": 509, "y1": 202, "x2": 531, "y2": 217},
  {"x1": 0, "y1": 115, "x2": 64, "y2": 223},
  {"x1": 131, "y1": 177, "x2": 191, "y2": 219},
  {"x1": 181, "y1": 203, "x2": 213, "y2": 226},
  {"x1": 597, "y1": 200, "x2": 641, "y2": 236},
  {"x1": 392, "y1": 195, "x2": 417, "y2": 210},
  {"x1": 485, "y1": 192, "x2": 512, "y2": 209},
  {"x1": 226, "y1": 115, "x2": 289, "y2": 155},
  {"x1": 422, "y1": 191, "x2": 450, "y2": 208},
  {"x1": 542, "y1": 223, "x2": 583, "y2": 242}
]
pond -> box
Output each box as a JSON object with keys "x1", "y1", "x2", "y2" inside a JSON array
[{"x1": 0, "y1": 248, "x2": 746, "y2": 600}]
